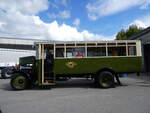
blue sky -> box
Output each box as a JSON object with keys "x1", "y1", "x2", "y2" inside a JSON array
[
  {"x1": 0, "y1": 0, "x2": 150, "y2": 40},
  {"x1": 38, "y1": 0, "x2": 150, "y2": 35}
]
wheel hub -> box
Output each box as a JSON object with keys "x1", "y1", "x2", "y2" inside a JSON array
[{"x1": 18, "y1": 79, "x2": 24, "y2": 84}]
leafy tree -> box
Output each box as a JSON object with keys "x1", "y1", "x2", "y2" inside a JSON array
[
  {"x1": 116, "y1": 25, "x2": 143, "y2": 40},
  {"x1": 116, "y1": 29, "x2": 127, "y2": 40}
]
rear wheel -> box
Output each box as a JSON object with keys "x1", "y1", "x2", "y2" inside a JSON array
[
  {"x1": 10, "y1": 73, "x2": 29, "y2": 90},
  {"x1": 97, "y1": 71, "x2": 115, "y2": 88}
]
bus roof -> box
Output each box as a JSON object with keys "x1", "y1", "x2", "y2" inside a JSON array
[{"x1": 34, "y1": 40, "x2": 140, "y2": 45}]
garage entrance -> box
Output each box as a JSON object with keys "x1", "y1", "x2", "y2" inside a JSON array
[{"x1": 144, "y1": 44, "x2": 150, "y2": 72}]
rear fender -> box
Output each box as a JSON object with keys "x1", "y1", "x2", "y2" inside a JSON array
[{"x1": 97, "y1": 67, "x2": 116, "y2": 76}]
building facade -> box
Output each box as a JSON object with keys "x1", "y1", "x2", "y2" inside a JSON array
[
  {"x1": 0, "y1": 37, "x2": 37, "y2": 66},
  {"x1": 129, "y1": 27, "x2": 150, "y2": 72}
]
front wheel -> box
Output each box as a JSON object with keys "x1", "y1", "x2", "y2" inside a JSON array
[
  {"x1": 10, "y1": 73, "x2": 29, "y2": 90},
  {"x1": 97, "y1": 71, "x2": 115, "y2": 88}
]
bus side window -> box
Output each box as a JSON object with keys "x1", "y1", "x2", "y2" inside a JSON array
[
  {"x1": 108, "y1": 47, "x2": 126, "y2": 56},
  {"x1": 128, "y1": 46, "x2": 136, "y2": 56},
  {"x1": 66, "y1": 47, "x2": 85, "y2": 58},
  {"x1": 56, "y1": 48, "x2": 64, "y2": 58},
  {"x1": 66, "y1": 48, "x2": 74, "y2": 58},
  {"x1": 87, "y1": 47, "x2": 106, "y2": 57}
]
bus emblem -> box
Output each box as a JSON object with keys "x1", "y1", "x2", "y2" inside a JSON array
[{"x1": 66, "y1": 61, "x2": 77, "y2": 68}]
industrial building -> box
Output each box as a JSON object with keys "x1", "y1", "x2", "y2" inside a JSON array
[{"x1": 0, "y1": 37, "x2": 37, "y2": 66}]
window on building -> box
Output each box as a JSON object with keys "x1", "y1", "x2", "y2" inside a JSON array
[
  {"x1": 108, "y1": 47, "x2": 126, "y2": 56},
  {"x1": 87, "y1": 47, "x2": 106, "y2": 57}
]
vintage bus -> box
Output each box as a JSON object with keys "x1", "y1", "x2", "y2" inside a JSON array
[{"x1": 10, "y1": 40, "x2": 142, "y2": 90}]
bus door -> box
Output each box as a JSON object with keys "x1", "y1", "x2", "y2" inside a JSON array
[{"x1": 41, "y1": 44, "x2": 55, "y2": 85}]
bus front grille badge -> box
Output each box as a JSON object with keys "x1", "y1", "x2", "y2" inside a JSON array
[{"x1": 66, "y1": 61, "x2": 77, "y2": 68}]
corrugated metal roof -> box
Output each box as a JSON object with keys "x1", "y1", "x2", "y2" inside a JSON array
[{"x1": 0, "y1": 37, "x2": 44, "y2": 45}]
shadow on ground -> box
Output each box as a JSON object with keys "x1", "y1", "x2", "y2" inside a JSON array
[
  {"x1": 0, "y1": 82, "x2": 13, "y2": 91},
  {"x1": 0, "y1": 79, "x2": 125, "y2": 91}
]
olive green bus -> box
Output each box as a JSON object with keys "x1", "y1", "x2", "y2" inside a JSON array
[{"x1": 10, "y1": 40, "x2": 142, "y2": 90}]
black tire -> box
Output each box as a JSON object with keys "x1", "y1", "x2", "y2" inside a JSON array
[
  {"x1": 1, "y1": 67, "x2": 13, "y2": 79},
  {"x1": 97, "y1": 71, "x2": 115, "y2": 88},
  {"x1": 1, "y1": 68, "x2": 8, "y2": 79},
  {"x1": 10, "y1": 73, "x2": 30, "y2": 90}
]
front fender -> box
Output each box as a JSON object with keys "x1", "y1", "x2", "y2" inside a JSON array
[{"x1": 11, "y1": 70, "x2": 31, "y2": 81}]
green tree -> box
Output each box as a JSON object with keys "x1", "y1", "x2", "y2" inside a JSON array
[
  {"x1": 116, "y1": 29, "x2": 127, "y2": 40},
  {"x1": 116, "y1": 25, "x2": 143, "y2": 40}
]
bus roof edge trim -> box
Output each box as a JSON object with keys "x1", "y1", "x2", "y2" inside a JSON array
[{"x1": 34, "y1": 40, "x2": 141, "y2": 45}]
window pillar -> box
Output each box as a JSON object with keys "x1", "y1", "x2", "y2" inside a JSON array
[
  {"x1": 64, "y1": 44, "x2": 66, "y2": 58},
  {"x1": 106, "y1": 43, "x2": 108, "y2": 56},
  {"x1": 126, "y1": 42, "x2": 128, "y2": 56},
  {"x1": 54, "y1": 43, "x2": 56, "y2": 58},
  {"x1": 85, "y1": 43, "x2": 87, "y2": 58}
]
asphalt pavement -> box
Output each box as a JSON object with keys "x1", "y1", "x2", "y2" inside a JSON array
[{"x1": 0, "y1": 73, "x2": 150, "y2": 113}]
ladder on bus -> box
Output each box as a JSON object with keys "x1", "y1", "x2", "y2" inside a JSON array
[
  {"x1": 41, "y1": 43, "x2": 56, "y2": 85},
  {"x1": 41, "y1": 59, "x2": 56, "y2": 85},
  {"x1": 44, "y1": 71, "x2": 55, "y2": 85}
]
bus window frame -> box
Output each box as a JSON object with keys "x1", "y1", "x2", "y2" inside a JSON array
[
  {"x1": 36, "y1": 40, "x2": 140, "y2": 59},
  {"x1": 65, "y1": 46, "x2": 86, "y2": 58}
]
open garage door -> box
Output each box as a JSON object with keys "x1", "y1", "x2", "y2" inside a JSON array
[{"x1": 144, "y1": 44, "x2": 150, "y2": 72}]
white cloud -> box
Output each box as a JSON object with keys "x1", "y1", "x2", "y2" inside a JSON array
[
  {"x1": 0, "y1": 0, "x2": 48, "y2": 15},
  {"x1": 81, "y1": 30, "x2": 114, "y2": 41},
  {"x1": 61, "y1": 0, "x2": 68, "y2": 7},
  {"x1": 86, "y1": 0, "x2": 150, "y2": 20},
  {"x1": 48, "y1": 10, "x2": 70, "y2": 19},
  {"x1": 130, "y1": 20, "x2": 147, "y2": 28},
  {"x1": 47, "y1": 21, "x2": 114, "y2": 41},
  {"x1": 0, "y1": 0, "x2": 113, "y2": 41},
  {"x1": 140, "y1": 1, "x2": 150, "y2": 9},
  {"x1": 130, "y1": 14, "x2": 150, "y2": 28},
  {"x1": 49, "y1": 0, "x2": 69, "y2": 8},
  {"x1": 60, "y1": 10, "x2": 70, "y2": 19},
  {"x1": 0, "y1": 11, "x2": 49, "y2": 39},
  {"x1": 73, "y1": 18, "x2": 80, "y2": 26}
]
